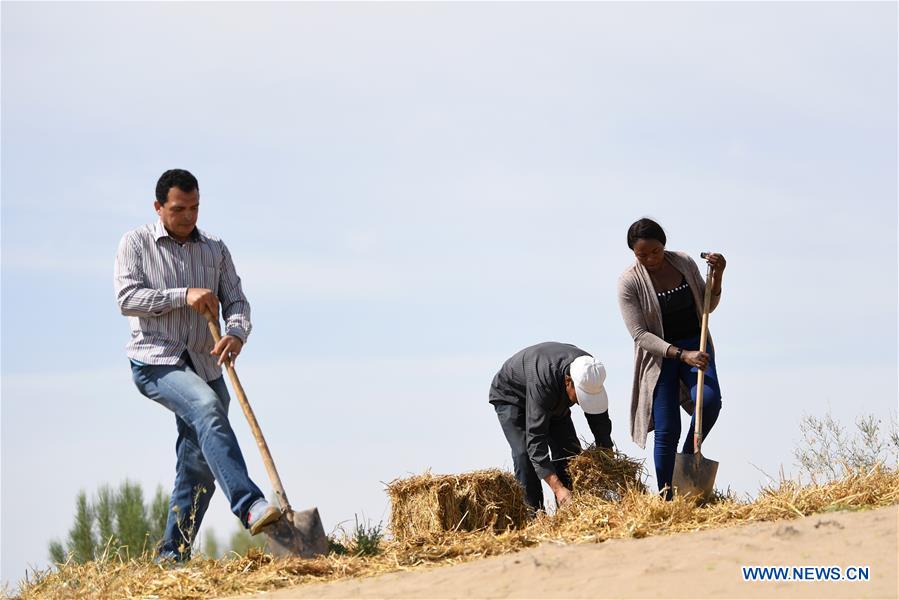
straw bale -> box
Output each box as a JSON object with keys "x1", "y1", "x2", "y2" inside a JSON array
[
  {"x1": 568, "y1": 446, "x2": 646, "y2": 500},
  {"x1": 387, "y1": 469, "x2": 527, "y2": 540}
]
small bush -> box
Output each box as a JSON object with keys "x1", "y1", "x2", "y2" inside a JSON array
[
  {"x1": 794, "y1": 411, "x2": 899, "y2": 482},
  {"x1": 351, "y1": 515, "x2": 383, "y2": 556},
  {"x1": 327, "y1": 536, "x2": 349, "y2": 555}
]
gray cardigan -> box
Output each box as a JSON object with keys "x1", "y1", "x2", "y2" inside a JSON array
[{"x1": 617, "y1": 251, "x2": 720, "y2": 448}]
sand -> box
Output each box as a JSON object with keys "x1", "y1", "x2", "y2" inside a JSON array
[{"x1": 236, "y1": 505, "x2": 897, "y2": 599}]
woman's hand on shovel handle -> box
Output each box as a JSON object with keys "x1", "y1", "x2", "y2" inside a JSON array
[
  {"x1": 703, "y1": 252, "x2": 726, "y2": 294},
  {"x1": 211, "y1": 335, "x2": 243, "y2": 367},
  {"x1": 681, "y1": 350, "x2": 709, "y2": 370}
]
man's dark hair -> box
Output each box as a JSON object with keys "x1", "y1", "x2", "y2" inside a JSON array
[
  {"x1": 156, "y1": 169, "x2": 199, "y2": 204},
  {"x1": 627, "y1": 218, "x2": 666, "y2": 249}
]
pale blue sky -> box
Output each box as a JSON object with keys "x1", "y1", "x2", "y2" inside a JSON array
[{"x1": 2, "y1": 1, "x2": 896, "y2": 591}]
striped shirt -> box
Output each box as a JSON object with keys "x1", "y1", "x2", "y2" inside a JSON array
[{"x1": 114, "y1": 220, "x2": 252, "y2": 382}]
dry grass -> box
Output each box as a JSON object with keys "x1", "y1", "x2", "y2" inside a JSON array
[
  {"x1": 16, "y1": 462, "x2": 899, "y2": 600},
  {"x1": 532, "y1": 464, "x2": 899, "y2": 543},
  {"x1": 386, "y1": 469, "x2": 527, "y2": 540},
  {"x1": 15, "y1": 532, "x2": 536, "y2": 600}
]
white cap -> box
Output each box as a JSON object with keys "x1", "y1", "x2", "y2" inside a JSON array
[{"x1": 570, "y1": 355, "x2": 609, "y2": 415}]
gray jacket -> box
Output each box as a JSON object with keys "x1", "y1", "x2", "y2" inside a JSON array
[
  {"x1": 617, "y1": 251, "x2": 720, "y2": 448},
  {"x1": 489, "y1": 342, "x2": 587, "y2": 479}
]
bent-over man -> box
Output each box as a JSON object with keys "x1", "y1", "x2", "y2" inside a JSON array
[{"x1": 489, "y1": 342, "x2": 613, "y2": 513}]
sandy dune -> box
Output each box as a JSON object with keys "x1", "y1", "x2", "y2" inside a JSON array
[{"x1": 237, "y1": 505, "x2": 897, "y2": 599}]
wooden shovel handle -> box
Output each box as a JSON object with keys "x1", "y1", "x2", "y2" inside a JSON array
[
  {"x1": 203, "y1": 310, "x2": 292, "y2": 513},
  {"x1": 694, "y1": 259, "x2": 714, "y2": 455}
]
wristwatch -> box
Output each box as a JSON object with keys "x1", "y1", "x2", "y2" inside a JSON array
[{"x1": 675, "y1": 348, "x2": 684, "y2": 361}]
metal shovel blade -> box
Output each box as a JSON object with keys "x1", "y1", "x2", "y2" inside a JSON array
[
  {"x1": 672, "y1": 452, "x2": 719, "y2": 500},
  {"x1": 264, "y1": 507, "x2": 329, "y2": 558}
]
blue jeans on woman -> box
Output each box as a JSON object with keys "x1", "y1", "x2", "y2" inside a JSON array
[
  {"x1": 652, "y1": 334, "x2": 722, "y2": 500},
  {"x1": 131, "y1": 355, "x2": 265, "y2": 559}
]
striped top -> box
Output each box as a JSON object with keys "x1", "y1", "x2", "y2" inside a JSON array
[{"x1": 114, "y1": 220, "x2": 252, "y2": 382}]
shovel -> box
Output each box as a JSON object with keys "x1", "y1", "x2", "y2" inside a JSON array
[
  {"x1": 671, "y1": 255, "x2": 719, "y2": 500},
  {"x1": 203, "y1": 310, "x2": 329, "y2": 558}
]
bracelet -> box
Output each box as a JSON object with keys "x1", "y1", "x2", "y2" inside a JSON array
[{"x1": 675, "y1": 348, "x2": 684, "y2": 361}]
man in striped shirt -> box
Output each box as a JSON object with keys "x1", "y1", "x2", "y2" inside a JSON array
[{"x1": 114, "y1": 169, "x2": 279, "y2": 561}]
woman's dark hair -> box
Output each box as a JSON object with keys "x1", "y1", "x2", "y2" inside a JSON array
[
  {"x1": 156, "y1": 169, "x2": 199, "y2": 204},
  {"x1": 627, "y1": 218, "x2": 666, "y2": 249}
]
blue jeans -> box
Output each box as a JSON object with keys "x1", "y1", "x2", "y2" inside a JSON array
[
  {"x1": 652, "y1": 334, "x2": 722, "y2": 500},
  {"x1": 131, "y1": 356, "x2": 264, "y2": 559}
]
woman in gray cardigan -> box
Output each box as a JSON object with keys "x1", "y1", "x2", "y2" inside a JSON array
[{"x1": 617, "y1": 218, "x2": 727, "y2": 499}]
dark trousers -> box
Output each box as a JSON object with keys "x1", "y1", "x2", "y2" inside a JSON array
[
  {"x1": 652, "y1": 334, "x2": 723, "y2": 500},
  {"x1": 494, "y1": 403, "x2": 581, "y2": 512}
]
